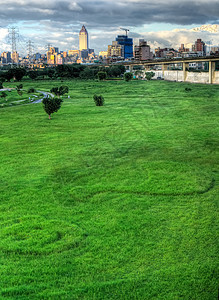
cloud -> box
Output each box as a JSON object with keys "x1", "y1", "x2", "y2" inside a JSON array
[
  {"x1": 136, "y1": 25, "x2": 219, "y2": 51},
  {"x1": 0, "y1": 0, "x2": 218, "y2": 27},
  {"x1": 69, "y1": 2, "x2": 82, "y2": 11},
  {"x1": 0, "y1": 1, "x2": 218, "y2": 54}
]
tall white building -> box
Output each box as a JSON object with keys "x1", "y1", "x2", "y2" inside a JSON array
[{"x1": 79, "y1": 25, "x2": 88, "y2": 51}]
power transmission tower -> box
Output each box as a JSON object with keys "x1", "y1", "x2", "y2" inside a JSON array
[
  {"x1": 8, "y1": 27, "x2": 19, "y2": 65},
  {"x1": 27, "y1": 40, "x2": 34, "y2": 63},
  {"x1": 8, "y1": 27, "x2": 19, "y2": 53}
]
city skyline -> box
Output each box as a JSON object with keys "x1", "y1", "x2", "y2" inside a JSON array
[{"x1": 0, "y1": 0, "x2": 218, "y2": 54}]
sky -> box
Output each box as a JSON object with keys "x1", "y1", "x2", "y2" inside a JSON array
[{"x1": 0, "y1": 0, "x2": 218, "y2": 55}]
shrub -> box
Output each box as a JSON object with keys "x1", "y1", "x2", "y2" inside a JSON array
[
  {"x1": 0, "y1": 91, "x2": 7, "y2": 99},
  {"x1": 124, "y1": 72, "x2": 133, "y2": 82},
  {"x1": 97, "y1": 71, "x2": 107, "y2": 81},
  {"x1": 28, "y1": 71, "x2": 38, "y2": 80},
  {"x1": 17, "y1": 90, "x2": 23, "y2": 96},
  {"x1": 185, "y1": 87, "x2": 192, "y2": 92},
  {"x1": 145, "y1": 72, "x2": 155, "y2": 80},
  {"x1": 16, "y1": 84, "x2": 23, "y2": 90},
  {"x1": 28, "y1": 87, "x2": 35, "y2": 93},
  {"x1": 93, "y1": 94, "x2": 104, "y2": 106}
]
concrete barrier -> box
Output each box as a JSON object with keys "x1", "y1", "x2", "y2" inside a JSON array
[{"x1": 153, "y1": 70, "x2": 219, "y2": 84}]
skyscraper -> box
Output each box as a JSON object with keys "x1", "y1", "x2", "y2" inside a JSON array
[
  {"x1": 116, "y1": 35, "x2": 133, "y2": 59},
  {"x1": 79, "y1": 25, "x2": 88, "y2": 51}
]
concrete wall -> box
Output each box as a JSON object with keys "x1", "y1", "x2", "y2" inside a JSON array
[
  {"x1": 186, "y1": 72, "x2": 209, "y2": 84},
  {"x1": 153, "y1": 70, "x2": 219, "y2": 84},
  {"x1": 213, "y1": 71, "x2": 219, "y2": 84}
]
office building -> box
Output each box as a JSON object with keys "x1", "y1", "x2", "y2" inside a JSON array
[
  {"x1": 47, "y1": 47, "x2": 59, "y2": 64},
  {"x1": 192, "y1": 39, "x2": 206, "y2": 55},
  {"x1": 134, "y1": 40, "x2": 153, "y2": 61},
  {"x1": 79, "y1": 25, "x2": 88, "y2": 51},
  {"x1": 108, "y1": 41, "x2": 123, "y2": 58},
  {"x1": 1, "y1": 52, "x2": 11, "y2": 64},
  {"x1": 116, "y1": 35, "x2": 133, "y2": 59},
  {"x1": 11, "y1": 51, "x2": 19, "y2": 64}
]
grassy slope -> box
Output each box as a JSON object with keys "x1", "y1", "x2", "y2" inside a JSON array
[
  {"x1": 0, "y1": 79, "x2": 218, "y2": 299},
  {"x1": 0, "y1": 88, "x2": 43, "y2": 107}
]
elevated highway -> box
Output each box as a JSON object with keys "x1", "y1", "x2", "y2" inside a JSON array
[{"x1": 113, "y1": 55, "x2": 219, "y2": 84}]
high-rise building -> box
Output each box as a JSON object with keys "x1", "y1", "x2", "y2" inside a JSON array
[
  {"x1": 192, "y1": 39, "x2": 206, "y2": 55},
  {"x1": 1, "y1": 52, "x2": 11, "y2": 63},
  {"x1": 116, "y1": 35, "x2": 133, "y2": 59},
  {"x1": 134, "y1": 40, "x2": 153, "y2": 61},
  {"x1": 108, "y1": 41, "x2": 123, "y2": 58},
  {"x1": 11, "y1": 51, "x2": 19, "y2": 64},
  {"x1": 79, "y1": 25, "x2": 88, "y2": 51},
  {"x1": 47, "y1": 47, "x2": 59, "y2": 64}
]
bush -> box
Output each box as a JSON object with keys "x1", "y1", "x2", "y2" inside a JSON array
[
  {"x1": 93, "y1": 94, "x2": 104, "y2": 106},
  {"x1": 145, "y1": 72, "x2": 155, "y2": 80},
  {"x1": 50, "y1": 86, "x2": 69, "y2": 98},
  {"x1": 185, "y1": 87, "x2": 192, "y2": 92},
  {"x1": 0, "y1": 91, "x2": 7, "y2": 99},
  {"x1": 124, "y1": 72, "x2": 133, "y2": 82},
  {"x1": 28, "y1": 71, "x2": 38, "y2": 80},
  {"x1": 16, "y1": 84, "x2": 23, "y2": 90},
  {"x1": 17, "y1": 90, "x2": 23, "y2": 96},
  {"x1": 97, "y1": 71, "x2": 107, "y2": 81},
  {"x1": 28, "y1": 87, "x2": 35, "y2": 93}
]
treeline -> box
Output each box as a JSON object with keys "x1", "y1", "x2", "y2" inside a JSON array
[{"x1": 0, "y1": 64, "x2": 126, "y2": 82}]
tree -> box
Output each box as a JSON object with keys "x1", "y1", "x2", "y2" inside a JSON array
[
  {"x1": 17, "y1": 90, "x2": 23, "y2": 96},
  {"x1": 4, "y1": 69, "x2": 14, "y2": 82},
  {"x1": 0, "y1": 82, "x2": 3, "y2": 89},
  {"x1": 47, "y1": 69, "x2": 55, "y2": 79},
  {"x1": 117, "y1": 65, "x2": 126, "y2": 74},
  {"x1": 28, "y1": 87, "x2": 35, "y2": 93},
  {"x1": 0, "y1": 76, "x2": 5, "y2": 84},
  {"x1": 28, "y1": 71, "x2": 38, "y2": 80},
  {"x1": 80, "y1": 68, "x2": 95, "y2": 79},
  {"x1": 59, "y1": 85, "x2": 69, "y2": 96},
  {"x1": 0, "y1": 91, "x2": 7, "y2": 100},
  {"x1": 97, "y1": 71, "x2": 107, "y2": 81},
  {"x1": 124, "y1": 72, "x2": 133, "y2": 82},
  {"x1": 16, "y1": 84, "x2": 23, "y2": 90},
  {"x1": 42, "y1": 96, "x2": 63, "y2": 119},
  {"x1": 108, "y1": 66, "x2": 122, "y2": 78},
  {"x1": 12, "y1": 68, "x2": 26, "y2": 81},
  {"x1": 145, "y1": 71, "x2": 155, "y2": 80},
  {"x1": 93, "y1": 94, "x2": 104, "y2": 106},
  {"x1": 16, "y1": 84, "x2": 23, "y2": 96},
  {"x1": 50, "y1": 85, "x2": 69, "y2": 98}
]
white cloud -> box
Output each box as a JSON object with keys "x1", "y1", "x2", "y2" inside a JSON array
[
  {"x1": 137, "y1": 25, "x2": 219, "y2": 51},
  {"x1": 69, "y1": 2, "x2": 82, "y2": 11}
]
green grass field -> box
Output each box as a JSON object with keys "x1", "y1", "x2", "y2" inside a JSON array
[
  {"x1": 0, "y1": 79, "x2": 218, "y2": 299},
  {"x1": 0, "y1": 88, "x2": 43, "y2": 107}
]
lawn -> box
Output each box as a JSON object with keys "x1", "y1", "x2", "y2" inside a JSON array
[
  {"x1": 0, "y1": 79, "x2": 218, "y2": 299},
  {"x1": 0, "y1": 86, "x2": 43, "y2": 107}
]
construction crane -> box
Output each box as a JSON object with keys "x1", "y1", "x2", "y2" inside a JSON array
[{"x1": 120, "y1": 28, "x2": 129, "y2": 37}]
